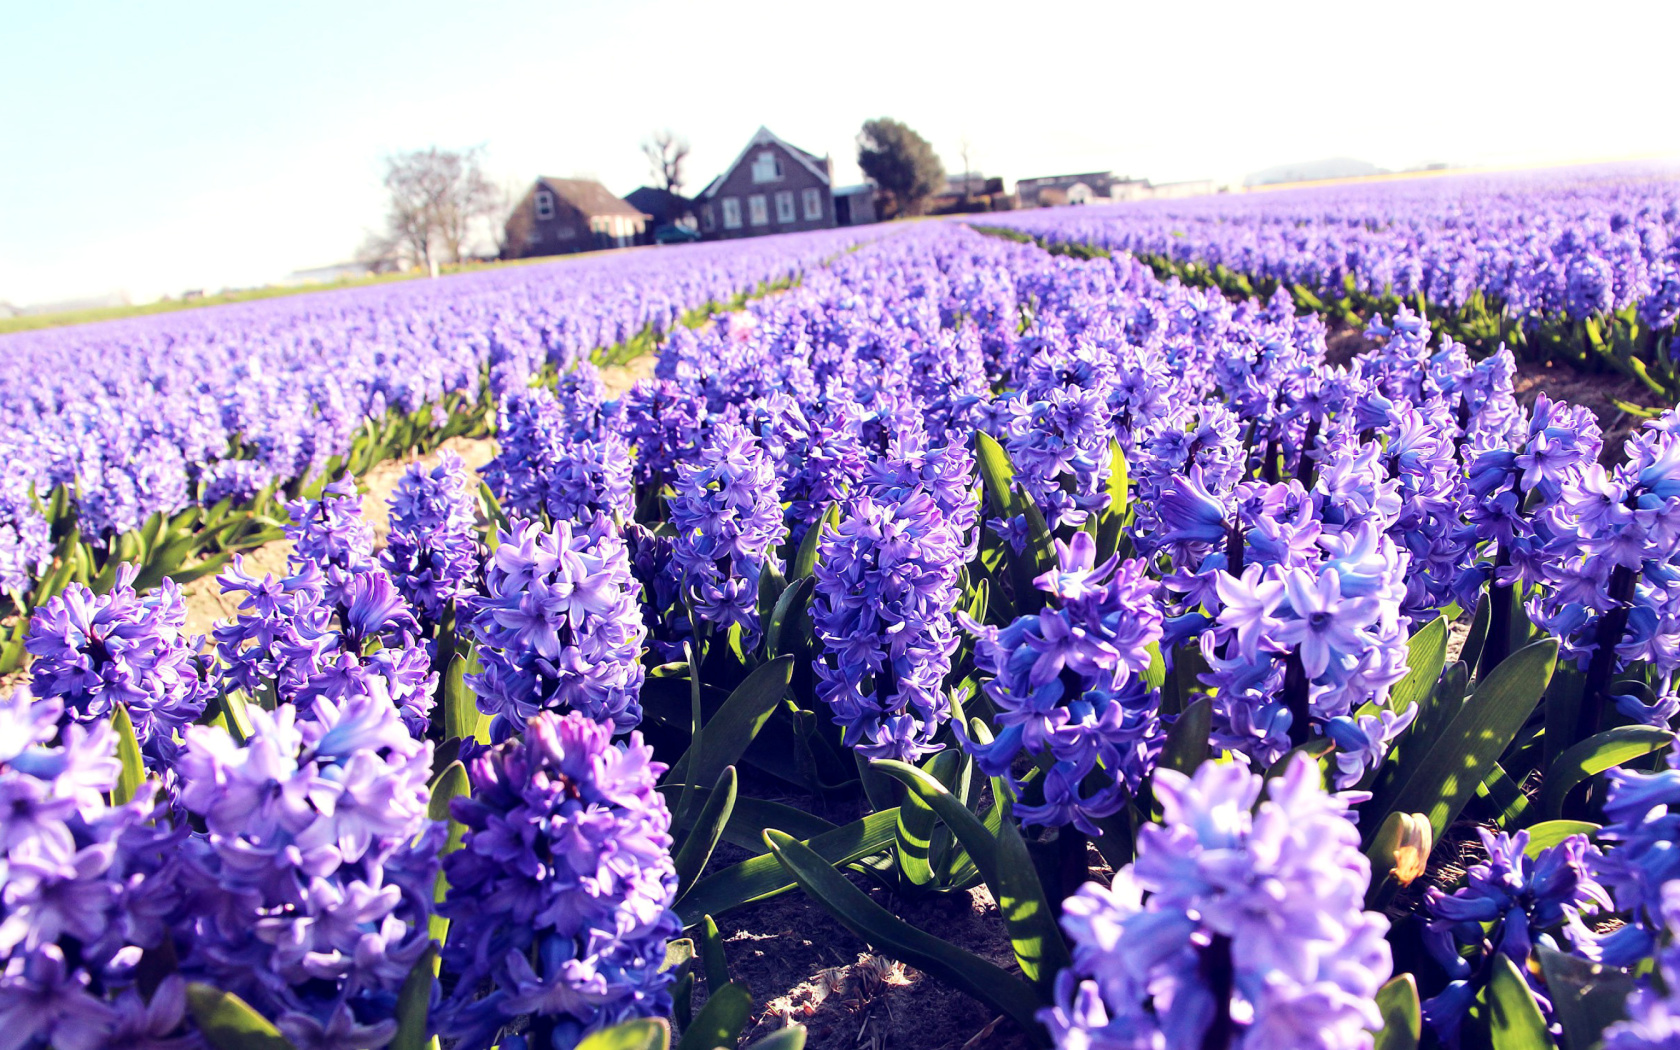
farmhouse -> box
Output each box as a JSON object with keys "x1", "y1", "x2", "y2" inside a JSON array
[
  {"x1": 696, "y1": 127, "x2": 841, "y2": 239},
  {"x1": 503, "y1": 178, "x2": 650, "y2": 258},
  {"x1": 1016, "y1": 172, "x2": 1151, "y2": 207}
]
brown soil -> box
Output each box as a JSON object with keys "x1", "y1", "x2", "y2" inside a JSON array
[{"x1": 1509, "y1": 361, "x2": 1671, "y2": 457}]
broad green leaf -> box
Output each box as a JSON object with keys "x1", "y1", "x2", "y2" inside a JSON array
[
  {"x1": 765, "y1": 576, "x2": 815, "y2": 658},
  {"x1": 1364, "y1": 640, "x2": 1557, "y2": 848},
  {"x1": 1476, "y1": 762, "x2": 1531, "y2": 829},
  {"x1": 670, "y1": 656, "x2": 793, "y2": 794},
  {"x1": 675, "y1": 982, "x2": 753, "y2": 1050},
  {"x1": 1523, "y1": 820, "x2": 1599, "y2": 857},
  {"x1": 426, "y1": 760, "x2": 470, "y2": 943},
  {"x1": 1158, "y1": 697, "x2": 1212, "y2": 777},
  {"x1": 792, "y1": 503, "x2": 838, "y2": 580},
  {"x1": 110, "y1": 704, "x2": 145, "y2": 806},
  {"x1": 674, "y1": 766, "x2": 739, "y2": 898},
  {"x1": 896, "y1": 749, "x2": 962, "y2": 888},
  {"x1": 756, "y1": 559, "x2": 789, "y2": 644},
  {"x1": 574, "y1": 1017, "x2": 672, "y2": 1050},
  {"x1": 1373, "y1": 974, "x2": 1421, "y2": 1050},
  {"x1": 745, "y1": 1028, "x2": 808, "y2": 1050},
  {"x1": 1486, "y1": 954, "x2": 1551, "y2": 1049},
  {"x1": 1537, "y1": 945, "x2": 1633, "y2": 1050},
  {"x1": 390, "y1": 945, "x2": 438, "y2": 1050},
  {"x1": 700, "y1": 916, "x2": 730, "y2": 993},
  {"x1": 1391, "y1": 616, "x2": 1447, "y2": 715},
  {"x1": 441, "y1": 651, "x2": 474, "y2": 743},
  {"x1": 1541, "y1": 726, "x2": 1673, "y2": 819},
  {"x1": 873, "y1": 759, "x2": 1070, "y2": 989},
  {"x1": 677, "y1": 809, "x2": 901, "y2": 926},
  {"x1": 184, "y1": 984, "x2": 298, "y2": 1050},
  {"x1": 763, "y1": 830, "x2": 1045, "y2": 1038}
]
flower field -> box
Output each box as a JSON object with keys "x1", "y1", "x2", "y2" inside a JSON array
[{"x1": 8, "y1": 191, "x2": 1680, "y2": 1050}]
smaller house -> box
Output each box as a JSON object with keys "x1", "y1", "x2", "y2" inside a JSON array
[
  {"x1": 504, "y1": 178, "x2": 650, "y2": 258},
  {"x1": 625, "y1": 186, "x2": 698, "y2": 241},
  {"x1": 831, "y1": 184, "x2": 878, "y2": 227},
  {"x1": 1016, "y1": 172, "x2": 1149, "y2": 207}
]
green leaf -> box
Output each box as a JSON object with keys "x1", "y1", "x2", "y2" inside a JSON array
[
  {"x1": 763, "y1": 830, "x2": 1047, "y2": 1042},
  {"x1": 1158, "y1": 696, "x2": 1212, "y2": 777},
  {"x1": 872, "y1": 759, "x2": 1070, "y2": 989},
  {"x1": 441, "y1": 651, "x2": 475, "y2": 743},
  {"x1": 110, "y1": 704, "x2": 146, "y2": 806},
  {"x1": 677, "y1": 809, "x2": 902, "y2": 926},
  {"x1": 765, "y1": 576, "x2": 815, "y2": 658},
  {"x1": 700, "y1": 915, "x2": 730, "y2": 993},
  {"x1": 574, "y1": 1017, "x2": 672, "y2": 1050},
  {"x1": 745, "y1": 1027, "x2": 808, "y2": 1050},
  {"x1": 1537, "y1": 945, "x2": 1633, "y2": 1050},
  {"x1": 792, "y1": 503, "x2": 838, "y2": 580},
  {"x1": 670, "y1": 656, "x2": 794, "y2": 793},
  {"x1": 675, "y1": 982, "x2": 753, "y2": 1050},
  {"x1": 1391, "y1": 616, "x2": 1448, "y2": 715},
  {"x1": 1373, "y1": 974, "x2": 1422, "y2": 1050},
  {"x1": 1365, "y1": 640, "x2": 1557, "y2": 848},
  {"x1": 1541, "y1": 726, "x2": 1674, "y2": 820},
  {"x1": 756, "y1": 559, "x2": 789, "y2": 645},
  {"x1": 1476, "y1": 762, "x2": 1531, "y2": 829},
  {"x1": 674, "y1": 766, "x2": 739, "y2": 897},
  {"x1": 896, "y1": 749, "x2": 962, "y2": 888},
  {"x1": 974, "y1": 431, "x2": 1054, "y2": 607},
  {"x1": 1523, "y1": 820, "x2": 1599, "y2": 857},
  {"x1": 184, "y1": 984, "x2": 298, "y2": 1050},
  {"x1": 1486, "y1": 954, "x2": 1551, "y2": 1049},
  {"x1": 390, "y1": 944, "x2": 438, "y2": 1050},
  {"x1": 426, "y1": 761, "x2": 470, "y2": 943}
]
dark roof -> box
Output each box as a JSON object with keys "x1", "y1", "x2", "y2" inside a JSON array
[
  {"x1": 624, "y1": 186, "x2": 694, "y2": 223},
  {"x1": 536, "y1": 177, "x2": 649, "y2": 219}
]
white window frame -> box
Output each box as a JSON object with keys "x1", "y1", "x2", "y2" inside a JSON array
[
  {"x1": 750, "y1": 150, "x2": 782, "y2": 184},
  {"x1": 535, "y1": 190, "x2": 555, "y2": 220},
  {"x1": 802, "y1": 187, "x2": 824, "y2": 221},
  {"x1": 555, "y1": 225, "x2": 576, "y2": 240},
  {"x1": 774, "y1": 190, "x2": 795, "y2": 223},
  {"x1": 721, "y1": 197, "x2": 742, "y2": 229},
  {"x1": 748, "y1": 194, "x2": 769, "y2": 226}
]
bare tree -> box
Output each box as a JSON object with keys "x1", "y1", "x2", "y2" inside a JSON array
[
  {"x1": 958, "y1": 137, "x2": 975, "y2": 201},
  {"x1": 380, "y1": 146, "x2": 499, "y2": 276},
  {"x1": 642, "y1": 130, "x2": 690, "y2": 194}
]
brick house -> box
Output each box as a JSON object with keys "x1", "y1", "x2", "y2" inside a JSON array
[
  {"x1": 696, "y1": 127, "x2": 836, "y2": 239},
  {"x1": 503, "y1": 178, "x2": 650, "y2": 258}
]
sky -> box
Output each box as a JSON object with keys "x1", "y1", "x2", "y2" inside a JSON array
[{"x1": 3, "y1": 0, "x2": 1678, "y2": 307}]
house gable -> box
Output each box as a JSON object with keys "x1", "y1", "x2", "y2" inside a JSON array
[
  {"x1": 504, "y1": 178, "x2": 647, "y2": 258},
  {"x1": 698, "y1": 127, "x2": 836, "y2": 239}
]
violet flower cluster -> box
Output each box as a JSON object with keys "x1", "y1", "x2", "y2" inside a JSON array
[
  {"x1": 467, "y1": 517, "x2": 647, "y2": 739},
  {"x1": 1043, "y1": 754, "x2": 1391, "y2": 1050},
  {"x1": 962, "y1": 533, "x2": 1164, "y2": 833},
  {"x1": 667, "y1": 420, "x2": 787, "y2": 648},
  {"x1": 381, "y1": 450, "x2": 481, "y2": 624},
  {"x1": 25, "y1": 566, "x2": 212, "y2": 767},
  {"x1": 483, "y1": 388, "x2": 633, "y2": 524},
  {"x1": 438, "y1": 712, "x2": 679, "y2": 1050},
  {"x1": 169, "y1": 690, "x2": 440, "y2": 1050},
  {"x1": 810, "y1": 489, "x2": 964, "y2": 761}
]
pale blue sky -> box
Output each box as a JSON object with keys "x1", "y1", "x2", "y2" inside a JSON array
[{"x1": 3, "y1": 0, "x2": 1677, "y2": 306}]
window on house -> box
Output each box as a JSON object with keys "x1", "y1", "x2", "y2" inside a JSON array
[
  {"x1": 555, "y1": 225, "x2": 576, "y2": 240},
  {"x1": 750, "y1": 150, "x2": 782, "y2": 183},
  {"x1": 702, "y1": 204, "x2": 716, "y2": 231},
  {"x1": 535, "y1": 190, "x2": 555, "y2": 220},
  {"x1": 721, "y1": 198, "x2": 743, "y2": 229},
  {"x1": 775, "y1": 190, "x2": 795, "y2": 223},
  {"x1": 748, "y1": 194, "x2": 768, "y2": 226},
  {"x1": 802, "y1": 188, "x2": 824, "y2": 221}
]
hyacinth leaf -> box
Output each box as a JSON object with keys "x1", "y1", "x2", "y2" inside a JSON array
[
  {"x1": 1485, "y1": 954, "x2": 1552, "y2": 1049},
  {"x1": 574, "y1": 1018, "x2": 672, "y2": 1050},
  {"x1": 1094, "y1": 439, "x2": 1130, "y2": 563},
  {"x1": 441, "y1": 650, "x2": 473, "y2": 743},
  {"x1": 765, "y1": 576, "x2": 815, "y2": 658},
  {"x1": 896, "y1": 748, "x2": 962, "y2": 889},
  {"x1": 792, "y1": 502, "x2": 838, "y2": 580},
  {"x1": 671, "y1": 971, "x2": 696, "y2": 1031},
  {"x1": 973, "y1": 431, "x2": 1055, "y2": 603},
  {"x1": 670, "y1": 655, "x2": 794, "y2": 793},
  {"x1": 476, "y1": 480, "x2": 510, "y2": 532},
  {"x1": 745, "y1": 1028, "x2": 808, "y2": 1050},
  {"x1": 674, "y1": 765, "x2": 739, "y2": 898},
  {"x1": 1158, "y1": 696, "x2": 1212, "y2": 777},
  {"x1": 1523, "y1": 820, "x2": 1599, "y2": 857},
  {"x1": 872, "y1": 759, "x2": 1070, "y2": 989},
  {"x1": 184, "y1": 984, "x2": 299, "y2": 1050},
  {"x1": 1263, "y1": 737, "x2": 1335, "y2": 782},
  {"x1": 110, "y1": 703, "x2": 145, "y2": 806},
  {"x1": 675, "y1": 981, "x2": 753, "y2": 1050},
  {"x1": 1540, "y1": 726, "x2": 1673, "y2": 820},
  {"x1": 390, "y1": 944, "x2": 439, "y2": 1050},
  {"x1": 1364, "y1": 639, "x2": 1556, "y2": 848},
  {"x1": 700, "y1": 915, "x2": 731, "y2": 992},
  {"x1": 1476, "y1": 762, "x2": 1531, "y2": 829},
  {"x1": 1536, "y1": 945, "x2": 1633, "y2": 1050},
  {"x1": 1390, "y1": 616, "x2": 1447, "y2": 715},
  {"x1": 756, "y1": 558, "x2": 790, "y2": 642},
  {"x1": 676, "y1": 808, "x2": 901, "y2": 926},
  {"x1": 673, "y1": 642, "x2": 705, "y2": 836},
  {"x1": 763, "y1": 830, "x2": 1048, "y2": 1043},
  {"x1": 1372, "y1": 974, "x2": 1421, "y2": 1050}
]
